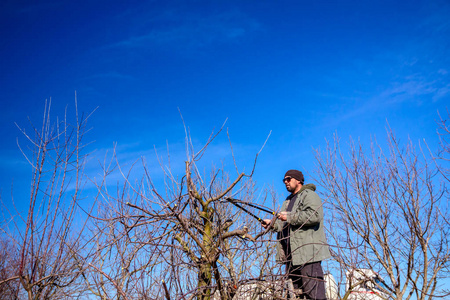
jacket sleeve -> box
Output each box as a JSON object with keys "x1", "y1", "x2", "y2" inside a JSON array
[{"x1": 287, "y1": 190, "x2": 323, "y2": 227}]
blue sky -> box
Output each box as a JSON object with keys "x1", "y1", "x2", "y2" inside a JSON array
[{"x1": 1, "y1": 0, "x2": 449, "y2": 211}]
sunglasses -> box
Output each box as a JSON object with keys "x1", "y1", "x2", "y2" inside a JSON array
[{"x1": 283, "y1": 177, "x2": 292, "y2": 183}]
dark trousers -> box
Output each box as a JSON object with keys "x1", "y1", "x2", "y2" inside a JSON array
[{"x1": 287, "y1": 261, "x2": 326, "y2": 300}]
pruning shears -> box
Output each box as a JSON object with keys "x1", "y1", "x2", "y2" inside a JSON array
[{"x1": 223, "y1": 197, "x2": 277, "y2": 225}]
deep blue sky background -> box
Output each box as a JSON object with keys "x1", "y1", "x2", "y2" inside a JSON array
[{"x1": 1, "y1": 0, "x2": 449, "y2": 211}]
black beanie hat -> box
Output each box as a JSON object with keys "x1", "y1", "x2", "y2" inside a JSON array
[{"x1": 284, "y1": 170, "x2": 304, "y2": 184}]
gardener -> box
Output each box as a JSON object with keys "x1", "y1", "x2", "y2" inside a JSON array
[{"x1": 262, "y1": 169, "x2": 331, "y2": 299}]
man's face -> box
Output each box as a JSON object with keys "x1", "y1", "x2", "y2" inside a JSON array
[{"x1": 283, "y1": 176, "x2": 301, "y2": 193}]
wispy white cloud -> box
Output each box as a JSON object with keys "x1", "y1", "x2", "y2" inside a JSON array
[
  {"x1": 309, "y1": 67, "x2": 449, "y2": 133},
  {"x1": 379, "y1": 75, "x2": 448, "y2": 104},
  {"x1": 105, "y1": 10, "x2": 261, "y2": 50},
  {"x1": 432, "y1": 83, "x2": 450, "y2": 101}
]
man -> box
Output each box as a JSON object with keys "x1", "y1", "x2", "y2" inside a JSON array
[{"x1": 263, "y1": 170, "x2": 331, "y2": 299}]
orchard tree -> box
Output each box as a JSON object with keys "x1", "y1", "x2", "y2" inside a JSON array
[
  {"x1": 0, "y1": 99, "x2": 95, "y2": 299},
  {"x1": 314, "y1": 127, "x2": 450, "y2": 300},
  {"x1": 433, "y1": 109, "x2": 450, "y2": 183},
  {"x1": 84, "y1": 123, "x2": 282, "y2": 300}
]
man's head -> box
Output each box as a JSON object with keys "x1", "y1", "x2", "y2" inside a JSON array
[{"x1": 283, "y1": 169, "x2": 304, "y2": 194}]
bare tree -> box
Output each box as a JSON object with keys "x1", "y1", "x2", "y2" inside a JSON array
[
  {"x1": 0, "y1": 99, "x2": 95, "y2": 299},
  {"x1": 0, "y1": 238, "x2": 20, "y2": 298},
  {"x1": 86, "y1": 124, "x2": 280, "y2": 300},
  {"x1": 314, "y1": 128, "x2": 450, "y2": 300},
  {"x1": 433, "y1": 109, "x2": 450, "y2": 183}
]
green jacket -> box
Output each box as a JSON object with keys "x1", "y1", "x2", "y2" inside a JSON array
[{"x1": 273, "y1": 184, "x2": 331, "y2": 266}]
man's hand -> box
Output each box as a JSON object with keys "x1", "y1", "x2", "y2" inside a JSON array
[
  {"x1": 277, "y1": 212, "x2": 288, "y2": 221},
  {"x1": 261, "y1": 219, "x2": 272, "y2": 228}
]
